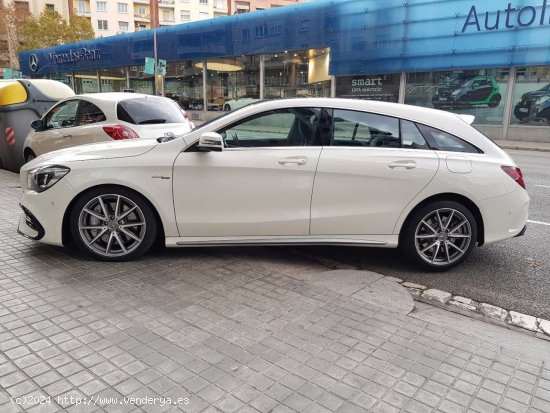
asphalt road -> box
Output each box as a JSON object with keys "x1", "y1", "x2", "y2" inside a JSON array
[{"x1": 295, "y1": 149, "x2": 550, "y2": 319}]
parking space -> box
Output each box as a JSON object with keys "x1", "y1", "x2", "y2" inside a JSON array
[{"x1": 1, "y1": 168, "x2": 550, "y2": 413}]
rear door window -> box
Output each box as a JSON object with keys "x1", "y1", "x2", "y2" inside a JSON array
[
  {"x1": 117, "y1": 97, "x2": 186, "y2": 124},
  {"x1": 332, "y1": 110, "x2": 400, "y2": 147},
  {"x1": 77, "y1": 100, "x2": 106, "y2": 125}
]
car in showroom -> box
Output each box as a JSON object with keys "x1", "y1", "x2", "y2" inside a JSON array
[
  {"x1": 17, "y1": 98, "x2": 529, "y2": 271},
  {"x1": 432, "y1": 75, "x2": 502, "y2": 109},
  {"x1": 223, "y1": 95, "x2": 260, "y2": 111},
  {"x1": 513, "y1": 83, "x2": 550, "y2": 123},
  {"x1": 23, "y1": 93, "x2": 194, "y2": 162}
]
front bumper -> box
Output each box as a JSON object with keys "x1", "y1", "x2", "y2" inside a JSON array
[{"x1": 17, "y1": 179, "x2": 77, "y2": 246}]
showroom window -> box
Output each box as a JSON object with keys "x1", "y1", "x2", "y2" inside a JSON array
[
  {"x1": 264, "y1": 48, "x2": 330, "y2": 99},
  {"x1": 332, "y1": 110, "x2": 400, "y2": 148},
  {"x1": 200, "y1": 56, "x2": 259, "y2": 112},
  {"x1": 73, "y1": 70, "x2": 99, "y2": 94},
  {"x1": 218, "y1": 108, "x2": 324, "y2": 147},
  {"x1": 405, "y1": 69, "x2": 509, "y2": 126},
  {"x1": 336, "y1": 74, "x2": 400, "y2": 103},
  {"x1": 511, "y1": 67, "x2": 550, "y2": 126},
  {"x1": 99, "y1": 67, "x2": 127, "y2": 92},
  {"x1": 164, "y1": 60, "x2": 204, "y2": 110}
]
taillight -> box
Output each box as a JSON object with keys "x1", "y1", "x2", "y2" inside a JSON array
[
  {"x1": 501, "y1": 165, "x2": 526, "y2": 189},
  {"x1": 102, "y1": 125, "x2": 139, "y2": 140}
]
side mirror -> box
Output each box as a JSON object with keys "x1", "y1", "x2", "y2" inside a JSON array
[
  {"x1": 198, "y1": 132, "x2": 224, "y2": 152},
  {"x1": 31, "y1": 119, "x2": 44, "y2": 131}
]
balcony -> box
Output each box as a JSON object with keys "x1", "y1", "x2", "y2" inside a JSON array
[
  {"x1": 74, "y1": 7, "x2": 91, "y2": 17},
  {"x1": 134, "y1": 13, "x2": 150, "y2": 21},
  {"x1": 159, "y1": 0, "x2": 175, "y2": 5},
  {"x1": 133, "y1": 0, "x2": 149, "y2": 4}
]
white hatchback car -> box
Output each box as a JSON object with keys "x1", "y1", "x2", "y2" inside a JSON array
[
  {"x1": 23, "y1": 92, "x2": 194, "y2": 162},
  {"x1": 18, "y1": 98, "x2": 529, "y2": 271}
]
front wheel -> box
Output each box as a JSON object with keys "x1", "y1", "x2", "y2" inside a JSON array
[
  {"x1": 488, "y1": 94, "x2": 501, "y2": 108},
  {"x1": 400, "y1": 201, "x2": 478, "y2": 271},
  {"x1": 24, "y1": 149, "x2": 36, "y2": 163},
  {"x1": 69, "y1": 187, "x2": 157, "y2": 261}
]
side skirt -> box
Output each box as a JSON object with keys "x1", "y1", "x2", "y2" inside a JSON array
[{"x1": 165, "y1": 235, "x2": 399, "y2": 248}]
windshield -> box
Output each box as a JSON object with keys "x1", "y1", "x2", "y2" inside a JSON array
[{"x1": 117, "y1": 97, "x2": 186, "y2": 125}]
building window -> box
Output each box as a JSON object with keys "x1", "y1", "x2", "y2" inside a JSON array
[
  {"x1": 45, "y1": 4, "x2": 55, "y2": 11},
  {"x1": 137, "y1": 6, "x2": 146, "y2": 15},
  {"x1": 117, "y1": 2, "x2": 128, "y2": 13},
  {"x1": 162, "y1": 10, "x2": 173, "y2": 21},
  {"x1": 199, "y1": 12, "x2": 209, "y2": 20},
  {"x1": 118, "y1": 21, "x2": 129, "y2": 32},
  {"x1": 179, "y1": 0, "x2": 189, "y2": 2},
  {"x1": 96, "y1": 1, "x2": 107, "y2": 12},
  {"x1": 97, "y1": 20, "x2": 108, "y2": 30},
  {"x1": 199, "y1": 0, "x2": 208, "y2": 4},
  {"x1": 180, "y1": 10, "x2": 190, "y2": 21},
  {"x1": 77, "y1": 1, "x2": 87, "y2": 13}
]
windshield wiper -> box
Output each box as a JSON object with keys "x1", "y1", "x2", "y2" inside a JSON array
[{"x1": 139, "y1": 119, "x2": 167, "y2": 124}]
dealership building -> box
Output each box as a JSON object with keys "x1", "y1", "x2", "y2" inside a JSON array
[{"x1": 19, "y1": 0, "x2": 550, "y2": 142}]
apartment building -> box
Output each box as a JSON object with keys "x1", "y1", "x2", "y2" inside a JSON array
[
  {"x1": 227, "y1": 0, "x2": 304, "y2": 14},
  {"x1": 1, "y1": 0, "x2": 70, "y2": 18}
]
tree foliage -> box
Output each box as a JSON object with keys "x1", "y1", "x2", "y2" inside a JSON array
[
  {"x1": 0, "y1": 3, "x2": 29, "y2": 69},
  {"x1": 20, "y1": 9, "x2": 94, "y2": 51}
]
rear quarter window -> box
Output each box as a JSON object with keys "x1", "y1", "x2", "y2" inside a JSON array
[
  {"x1": 416, "y1": 123, "x2": 483, "y2": 154},
  {"x1": 117, "y1": 97, "x2": 186, "y2": 125}
]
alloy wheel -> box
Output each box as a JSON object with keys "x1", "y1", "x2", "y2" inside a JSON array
[
  {"x1": 78, "y1": 194, "x2": 146, "y2": 257},
  {"x1": 414, "y1": 208, "x2": 472, "y2": 266}
]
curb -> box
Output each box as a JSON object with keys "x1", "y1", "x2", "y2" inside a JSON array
[
  {"x1": 498, "y1": 144, "x2": 550, "y2": 153},
  {"x1": 399, "y1": 282, "x2": 550, "y2": 341}
]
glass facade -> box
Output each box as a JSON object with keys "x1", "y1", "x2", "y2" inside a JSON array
[
  {"x1": 264, "y1": 49, "x2": 331, "y2": 100},
  {"x1": 511, "y1": 67, "x2": 550, "y2": 125},
  {"x1": 73, "y1": 70, "x2": 100, "y2": 94},
  {"x1": 164, "y1": 60, "x2": 204, "y2": 110},
  {"x1": 128, "y1": 65, "x2": 154, "y2": 95},
  {"x1": 99, "y1": 67, "x2": 127, "y2": 92},
  {"x1": 405, "y1": 69, "x2": 509, "y2": 126}
]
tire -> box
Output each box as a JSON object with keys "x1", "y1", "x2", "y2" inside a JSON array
[
  {"x1": 400, "y1": 200, "x2": 478, "y2": 271},
  {"x1": 24, "y1": 149, "x2": 37, "y2": 163},
  {"x1": 223, "y1": 104, "x2": 231, "y2": 111},
  {"x1": 488, "y1": 94, "x2": 501, "y2": 108},
  {"x1": 69, "y1": 186, "x2": 157, "y2": 261}
]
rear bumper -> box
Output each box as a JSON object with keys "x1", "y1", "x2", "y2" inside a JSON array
[{"x1": 479, "y1": 188, "x2": 530, "y2": 245}]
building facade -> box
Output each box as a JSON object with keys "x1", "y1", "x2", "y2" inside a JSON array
[
  {"x1": 227, "y1": 0, "x2": 304, "y2": 14},
  {"x1": 18, "y1": 0, "x2": 550, "y2": 142}
]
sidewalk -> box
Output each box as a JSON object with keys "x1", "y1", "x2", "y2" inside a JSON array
[
  {"x1": 0, "y1": 168, "x2": 549, "y2": 413},
  {"x1": 494, "y1": 140, "x2": 550, "y2": 152}
]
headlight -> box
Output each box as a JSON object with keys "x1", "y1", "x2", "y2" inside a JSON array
[
  {"x1": 536, "y1": 95, "x2": 549, "y2": 105},
  {"x1": 451, "y1": 89, "x2": 460, "y2": 96},
  {"x1": 28, "y1": 165, "x2": 70, "y2": 193}
]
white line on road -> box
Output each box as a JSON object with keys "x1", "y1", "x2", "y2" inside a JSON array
[
  {"x1": 528, "y1": 220, "x2": 550, "y2": 226},
  {"x1": 535, "y1": 185, "x2": 550, "y2": 189}
]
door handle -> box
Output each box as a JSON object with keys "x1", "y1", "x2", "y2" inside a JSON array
[
  {"x1": 278, "y1": 157, "x2": 307, "y2": 166},
  {"x1": 388, "y1": 160, "x2": 416, "y2": 170},
  {"x1": 63, "y1": 134, "x2": 72, "y2": 138}
]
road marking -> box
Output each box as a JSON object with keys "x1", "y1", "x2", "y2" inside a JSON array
[
  {"x1": 535, "y1": 185, "x2": 550, "y2": 189},
  {"x1": 528, "y1": 220, "x2": 550, "y2": 226}
]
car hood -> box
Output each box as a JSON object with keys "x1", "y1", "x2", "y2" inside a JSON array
[
  {"x1": 22, "y1": 139, "x2": 158, "y2": 171},
  {"x1": 522, "y1": 90, "x2": 550, "y2": 100}
]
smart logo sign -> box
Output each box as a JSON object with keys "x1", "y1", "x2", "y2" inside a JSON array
[
  {"x1": 48, "y1": 47, "x2": 101, "y2": 65},
  {"x1": 462, "y1": 1, "x2": 550, "y2": 32}
]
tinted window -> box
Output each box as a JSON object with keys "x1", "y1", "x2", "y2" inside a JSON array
[
  {"x1": 218, "y1": 108, "x2": 326, "y2": 148},
  {"x1": 117, "y1": 97, "x2": 186, "y2": 124},
  {"x1": 416, "y1": 124, "x2": 482, "y2": 153},
  {"x1": 45, "y1": 100, "x2": 79, "y2": 129},
  {"x1": 400, "y1": 120, "x2": 429, "y2": 150},
  {"x1": 77, "y1": 100, "x2": 106, "y2": 125},
  {"x1": 332, "y1": 110, "x2": 399, "y2": 147}
]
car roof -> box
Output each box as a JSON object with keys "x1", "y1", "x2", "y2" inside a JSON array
[{"x1": 76, "y1": 92, "x2": 164, "y2": 102}]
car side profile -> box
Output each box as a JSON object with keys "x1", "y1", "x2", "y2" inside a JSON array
[
  {"x1": 23, "y1": 93, "x2": 194, "y2": 162},
  {"x1": 18, "y1": 98, "x2": 529, "y2": 271},
  {"x1": 514, "y1": 83, "x2": 550, "y2": 123},
  {"x1": 432, "y1": 76, "x2": 501, "y2": 109}
]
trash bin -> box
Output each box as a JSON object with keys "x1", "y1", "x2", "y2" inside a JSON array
[{"x1": 0, "y1": 79, "x2": 74, "y2": 172}]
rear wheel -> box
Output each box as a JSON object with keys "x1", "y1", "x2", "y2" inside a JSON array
[
  {"x1": 401, "y1": 201, "x2": 478, "y2": 271},
  {"x1": 489, "y1": 93, "x2": 501, "y2": 108},
  {"x1": 70, "y1": 187, "x2": 157, "y2": 261}
]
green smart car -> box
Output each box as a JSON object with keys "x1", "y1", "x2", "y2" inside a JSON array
[{"x1": 432, "y1": 76, "x2": 501, "y2": 109}]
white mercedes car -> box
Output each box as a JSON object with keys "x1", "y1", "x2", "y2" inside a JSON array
[
  {"x1": 18, "y1": 98, "x2": 529, "y2": 271},
  {"x1": 23, "y1": 93, "x2": 194, "y2": 162}
]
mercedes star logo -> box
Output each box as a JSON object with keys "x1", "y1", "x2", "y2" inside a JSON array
[{"x1": 29, "y1": 54, "x2": 38, "y2": 72}]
